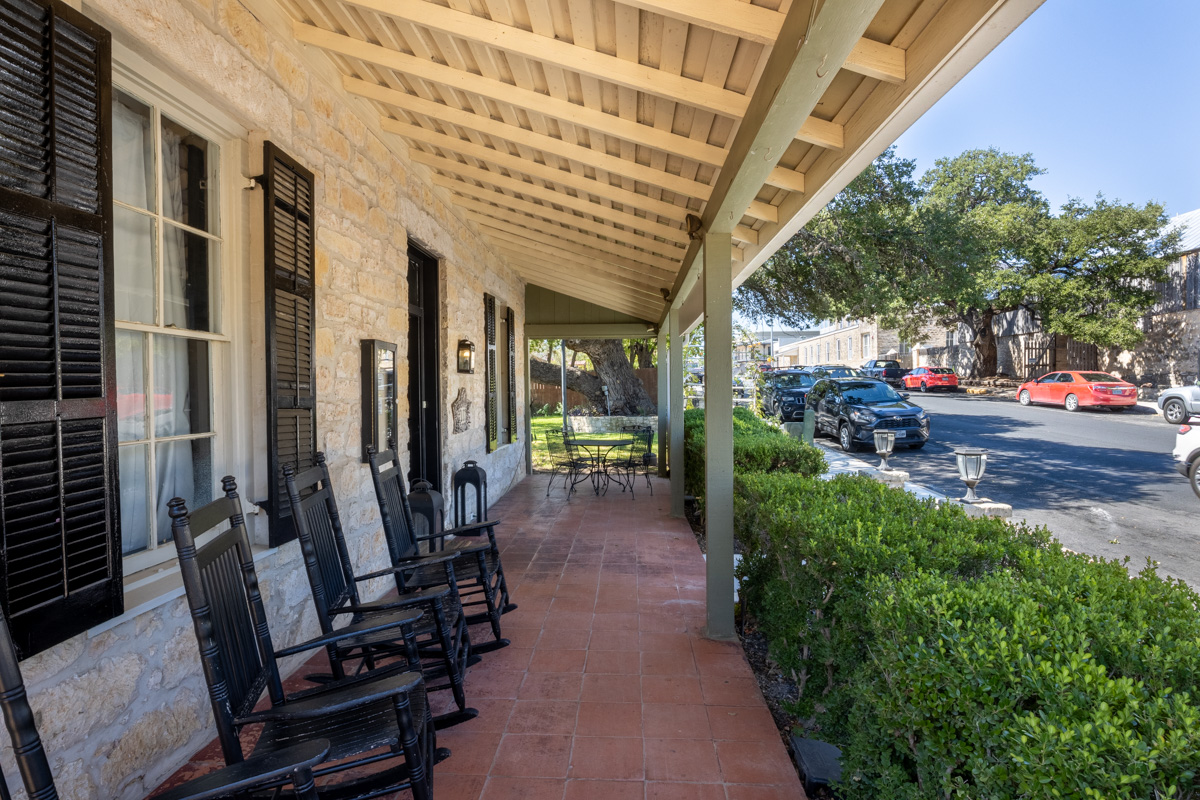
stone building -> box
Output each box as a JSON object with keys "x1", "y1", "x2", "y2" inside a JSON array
[
  {"x1": 0, "y1": 0, "x2": 1045, "y2": 795},
  {"x1": 788, "y1": 318, "x2": 945, "y2": 369}
]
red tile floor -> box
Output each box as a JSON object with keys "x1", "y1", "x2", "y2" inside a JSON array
[{"x1": 156, "y1": 475, "x2": 806, "y2": 799}]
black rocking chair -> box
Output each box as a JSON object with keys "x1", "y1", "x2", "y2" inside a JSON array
[
  {"x1": 367, "y1": 447, "x2": 511, "y2": 652},
  {"x1": 284, "y1": 455, "x2": 479, "y2": 730},
  {"x1": 0, "y1": 587, "x2": 331, "y2": 800},
  {"x1": 169, "y1": 479, "x2": 437, "y2": 800}
]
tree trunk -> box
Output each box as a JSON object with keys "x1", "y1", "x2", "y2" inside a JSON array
[
  {"x1": 566, "y1": 338, "x2": 657, "y2": 415},
  {"x1": 964, "y1": 309, "x2": 998, "y2": 377},
  {"x1": 629, "y1": 339, "x2": 654, "y2": 368},
  {"x1": 528, "y1": 357, "x2": 606, "y2": 410}
]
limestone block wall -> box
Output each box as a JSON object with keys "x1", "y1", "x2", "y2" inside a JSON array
[
  {"x1": 1101, "y1": 309, "x2": 1200, "y2": 386},
  {"x1": 0, "y1": 0, "x2": 527, "y2": 797}
]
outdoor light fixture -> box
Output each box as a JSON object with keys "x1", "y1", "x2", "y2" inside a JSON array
[
  {"x1": 457, "y1": 339, "x2": 476, "y2": 374},
  {"x1": 954, "y1": 447, "x2": 989, "y2": 503},
  {"x1": 873, "y1": 429, "x2": 896, "y2": 471}
]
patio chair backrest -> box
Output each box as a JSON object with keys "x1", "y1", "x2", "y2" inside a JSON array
[
  {"x1": 545, "y1": 431, "x2": 568, "y2": 463},
  {"x1": 367, "y1": 447, "x2": 423, "y2": 567},
  {"x1": 170, "y1": 480, "x2": 285, "y2": 765},
  {"x1": 0, "y1": 602, "x2": 56, "y2": 799},
  {"x1": 562, "y1": 431, "x2": 584, "y2": 461},
  {"x1": 622, "y1": 425, "x2": 654, "y2": 460},
  {"x1": 284, "y1": 454, "x2": 363, "y2": 630}
]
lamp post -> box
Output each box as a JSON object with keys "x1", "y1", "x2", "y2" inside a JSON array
[
  {"x1": 872, "y1": 429, "x2": 896, "y2": 471},
  {"x1": 954, "y1": 447, "x2": 989, "y2": 502}
]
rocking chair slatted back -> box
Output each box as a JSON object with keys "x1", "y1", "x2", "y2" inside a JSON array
[
  {"x1": 367, "y1": 448, "x2": 422, "y2": 565},
  {"x1": 283, "y1": 455, "x2": 363, "y2": 627},
  {"x1": 169, "y1": 478, "x2": 285, "y2": 764}
]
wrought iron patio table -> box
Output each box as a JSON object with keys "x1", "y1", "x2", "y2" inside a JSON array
[{"x1": 571, "y1": 438, "x2": 634, "y2": 495}]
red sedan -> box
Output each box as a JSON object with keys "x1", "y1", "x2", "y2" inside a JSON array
[
  {"x1": 903, "y1": 367, "x2": 959, "y2": 392},
  {"x1": 1017, "y1": 371, "x2": 1138, "y2": 412}
]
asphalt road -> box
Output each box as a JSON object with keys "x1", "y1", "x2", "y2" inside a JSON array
[{"x1": 834, "y1": 392, "x2": 1200, "y2": 588}]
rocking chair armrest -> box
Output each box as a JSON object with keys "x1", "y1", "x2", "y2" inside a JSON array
[
  {"x1": 235, "y1": 670, "x2": 424, "y2": 723},
  {"x1": 441, "y1": 519, "x2": 501, "y2": 537},
  {"x1": 272, "y1": 608, "x2": 424, "y2": 658},
  {"x1": 330, "y1": 585, "x2": 452, "y2": 616},
  {"x1": 351, "y1": 552, "x2": 458, "y2": 582},
  {"x1": 149, "y1": 740, "x2": 331, "y2": 800}
]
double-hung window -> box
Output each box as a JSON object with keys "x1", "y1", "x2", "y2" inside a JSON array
[{"x1": 110, "y1": 84, "x2": 228, "y2": 571}]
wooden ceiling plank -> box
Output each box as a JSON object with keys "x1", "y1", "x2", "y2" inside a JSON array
[
  {"x1": 485, "y1": 233, "x2": 670, "y2": 299},
  {"x1": 387, "y1": 117, "x2": 692, "y2": 222},
  {"x1": 333, "y1": 0, "x2": 751, "y2": 116},
  {"x1": 412, "y1": 150, "x2": 687, "y2": 242},
  {"x1": 349, "y1": 77, "x2": 712, "y2": 200},
  {"x1": 503, "y1": 255, "x2": 664, "y2": 315},
  {"x1": 435, "y1": 175, "x2": 687, "y2": 261},
  {"x1": 297, "y1": 24, "x2": 728, "y2": 167}
]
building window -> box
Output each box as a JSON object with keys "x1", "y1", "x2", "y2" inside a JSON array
[
  {"x1": 826, "y1": 342, "x2": 831, "y2": 361},
  {"x1": 862, "y1": 333, "x2": 870, "y2": 356},
  {"x1": 847, "y1": 336, "x2": 853, "y2": 359},
  {"x1": 112, "y1": 85, "x2": 229, "y2": 571},
  {"x1": 836, "y1": 339, "x2": 841, "y2": 360}
]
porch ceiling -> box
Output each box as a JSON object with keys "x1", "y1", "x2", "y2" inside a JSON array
[{"x1": 277, "y1": 0, "x2": 1041, "y2": 322}]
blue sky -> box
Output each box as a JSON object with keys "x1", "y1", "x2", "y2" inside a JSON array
[{"x1": 892, "y1": 0, "x2": 1200, "y2": 218}]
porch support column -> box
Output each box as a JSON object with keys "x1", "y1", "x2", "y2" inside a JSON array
[
  {"x1": 656, "y1": 324, "x2": 668, "y2": 478},
  {"x1": 669, "y1": 308, "x2": 685, "y2": 517},
  {"x1": 560, "y1": 339, "x2": 568, "y2": 433},
  {"x1": 524, "y1": 333, "x2": 533, "y2": 474},
  {"x1": 703, "y1": 231, "x2": 735, "y2": 640}
]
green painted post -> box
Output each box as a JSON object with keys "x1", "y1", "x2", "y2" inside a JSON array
[{"x1": 703, "y1": 232, "x2": 735, "y2": 640}]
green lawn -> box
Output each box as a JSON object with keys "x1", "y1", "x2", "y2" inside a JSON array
[{"x1": 529, "y1": 416, "x2": 658, "y2": 472}]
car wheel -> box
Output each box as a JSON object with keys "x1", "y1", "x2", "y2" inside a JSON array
[
  {"x1": 907, "y1": 442, "x2": 926, "y2": 449},
  {"x1": 919, "y1": 382, "x2": 928, "y2": 393},
  {"x1": 839, "y1": 424, "x2": 858, "y2": 453},
  {"x1": 1019, "y1": 389, "x2": 1032, "y2": 406},
  {"x1": 1190, "y1": 458, "x2": 1200, "y2": 501},
  {"x1": 1064, "y1": 393, "x2": 1079, "y2": 412},
  {"x1": 1164, "y1": 399, "x2": 1188, "y2": 425}
]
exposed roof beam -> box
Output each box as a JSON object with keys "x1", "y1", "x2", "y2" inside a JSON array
[
  {"x1": 795, "y1": 116, "x2": 844, "y2": 151},
  {"x1": 766, "y1": 166, "x2": 806, "y2": 193},
  {"x1": 435, "y1": 176, "x2": 687, "y2": 262},
  {"x1": 387, "y1": 119, "x2": 692, "y2": 223},
  {"x1": 412, "y1": 150, "x2": 687, "y2": 243},
  {"x1": 846, "y1": 36, "x2": 907, "y2": 83},
  {"x1": 504, "y1": 257, "x2": 663, "y2": 317},
  {"x1": 332, "y1": 0, "x2": 751, "y2": 117},
  {"x1": 352, "y1": 78, "x2": 714, "y2": 202}
]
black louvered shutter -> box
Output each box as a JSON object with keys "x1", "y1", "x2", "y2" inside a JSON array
[
  {"x1": 506, "y1": 306, "x2": 517, "y2": 442},
  {"x1": 0, "y1": 0, "x2": 120, "y2": 658},
  {"x1": 484, "y1": 294, "x2": 497, "y2": 453},
  {"x1": 262, "y1": 142, "x2": 316, "y2": 547}
]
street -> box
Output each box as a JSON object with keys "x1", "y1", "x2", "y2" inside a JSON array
[{"x1": 836, "y1": 393, "x2": 1200, "y2": 589}]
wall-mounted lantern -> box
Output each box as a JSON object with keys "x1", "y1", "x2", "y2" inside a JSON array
[{"x1": 457, "y1": 339, "x2": 476, "y2": 374}]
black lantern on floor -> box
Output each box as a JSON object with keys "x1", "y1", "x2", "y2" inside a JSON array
[
  {"x1": 954, "y1": 447, "x2": 989, "y2": 503},
  {"x1": 457, "y1": 340, "x2": 476, "y2": 374},
  {"x1": 453, "y1": 460, "x2": 488, "y2": 526},
  {"x1": 408, "y1": 479, "x2": 445, "y2": 551}
]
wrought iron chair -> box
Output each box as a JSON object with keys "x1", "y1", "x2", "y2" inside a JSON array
[
  {"x1": 622, "y1": 424, "x2": 657, "y2": 495},
  {"x1": 545, "y1": 428, "x2": 587, "y2": 496},
  {"x1": 168, "y1": 479, "x2": 437, "y2": 800},
  {"x1": 368, "y1": 447, "x2": 512, "y2": 653},
  {"x1": 560, "y1": 430, "x2": 596, "y2": 497},
  {"x1": 0, "y1": 587, "x2": 332, "y2": 800},
  {"x1": 602, "y1": 438, "x2": 637, "y2": 497},
  {"x1": 284, "y1": 455, "x2": 479, "y2": 730}
]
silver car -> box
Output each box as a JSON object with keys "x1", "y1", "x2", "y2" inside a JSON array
[{"x1": 1158, "y1": 382, "x2": 1200, "y2": 425}]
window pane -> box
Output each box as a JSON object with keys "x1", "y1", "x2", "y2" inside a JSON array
[
  {"x1": 113, "y1": 206, "x2": 156, "y2": 324},
  {"x1": 119, "y1": 444, "x2": 150, "y2": 555},
  {"x1": 116, "y1": 330, "x2": 146, "y2": 442},
  {"x1": 153, "y1": 337, "x2": 211, "y2": 437},
  {"x1": 112, "y1": 90, "x2": 154, "y2": 211},
  {"x1": 161, "y1": 115, "x2": 219, "y2": 234},
  {"x1": 162, "y1": 225, "x2": 219, "y2": 332},
  {"x1": 155, "y1": 438, "x2": 213, "y2": 546}
]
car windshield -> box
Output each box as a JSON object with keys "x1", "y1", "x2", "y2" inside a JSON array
[
  {"x1": 817, "y1": 367, "x2": 863, "y2": 378},
  {"x1": 776, "y1": 374, "x2": 813, "y2": 388},
  {"x1": 840, "y1": 381, "x2": 903, "y2": 405},
  {"x1": 1079, "y1": 372, "x2": 1121, "y2": 383},
  {"x1": 876, "y1": 361, "x2": 900, "y2": 369},
  {"x1": 930, "y1": 367, "x2": 955, "y2": 374}
]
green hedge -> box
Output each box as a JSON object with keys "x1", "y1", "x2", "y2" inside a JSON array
[
  {"x1": 734, "y1": 471, "x2": 1200, "y2": 799},
  {"x1": 682, "y1": 407, "x2": 825, "y2": 503}
]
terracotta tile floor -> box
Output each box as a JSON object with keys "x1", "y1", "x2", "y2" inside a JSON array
[{"x1": 155, "y1": 475, "x2": 805, "y2": 799}]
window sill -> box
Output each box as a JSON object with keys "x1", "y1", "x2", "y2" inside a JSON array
[{"x1": 90, "y1": 542, "x2": 277, "y2": 638}]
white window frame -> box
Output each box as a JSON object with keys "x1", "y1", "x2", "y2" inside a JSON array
[{"x1": 112, "y1": 45, "x2": 251, "y2": 579}]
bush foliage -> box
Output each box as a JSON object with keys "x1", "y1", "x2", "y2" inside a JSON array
[{"x1": 734, "y1": 471, "x2": 1200, "y2": 799}]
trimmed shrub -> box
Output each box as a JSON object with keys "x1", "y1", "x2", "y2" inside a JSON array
[{"x1": 683, "y1": 407, "x2": 825, "y2": 502}]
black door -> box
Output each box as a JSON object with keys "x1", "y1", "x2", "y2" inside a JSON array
[{"x1": 407, "y1": 246, "x2": 441, "y2": 489}]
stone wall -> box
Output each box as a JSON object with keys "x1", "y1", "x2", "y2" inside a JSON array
[
  {"x1": 0, "y1": 0, "x2": 526, "y2": 796},
  {"x1": 1101, "y1": 309, "x2": 1200, "y2": 386},
  {"x1": 568, "y1": 415, "x2": 659, "y2": 434}
]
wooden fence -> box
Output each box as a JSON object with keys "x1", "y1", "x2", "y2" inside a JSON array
[{"x1": 531, "y1": 367, "x2": 657, "y2": 411}]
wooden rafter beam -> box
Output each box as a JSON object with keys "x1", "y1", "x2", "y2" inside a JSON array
[
  {"x1": 411, "y1": 149, "x2": 687, "y2": 243},
  {"x1": 435, "y1": 176, "x2": 688, "y2": 262},
  {"x1": 385, "y1": 118, "x2": 693, "y2": 223},
  {"x1": 846, "y1": 36, "x2": 907, "y2": 84},
  {"x1": 795, "y1": 116, "x2": 844, "y2": 151},
  {"x1": 767, "y1": 166, "x2": 806, "y2": 193},
  {"x1": 330, "y1": 0, "x2": 752, "y2": 117},
  {"x1": 504, "y1": 257, "x2": 663, "y2": 317}
]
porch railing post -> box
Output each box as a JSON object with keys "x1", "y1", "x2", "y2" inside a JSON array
[
  {"x1": 656, "y1": 324, "x2": 668, "y2": 478},
  {"x1": 669, "y1": 308, "x2": 685, "y2": 518},
  {"x1": 703, "y1": 231, "x2": 735, "y2": 640}
]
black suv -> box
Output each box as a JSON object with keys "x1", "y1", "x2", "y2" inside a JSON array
[
  {"x1": 806, "y1": 377, "x2": 930, "y2": 452},
  {"x1": 760, "y1": 369, "x2": 815, "y2": 421}
]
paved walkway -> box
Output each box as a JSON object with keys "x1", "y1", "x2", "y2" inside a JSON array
[{"x1": 157, "y1": 474, "x2": 805, "y2": 799}]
